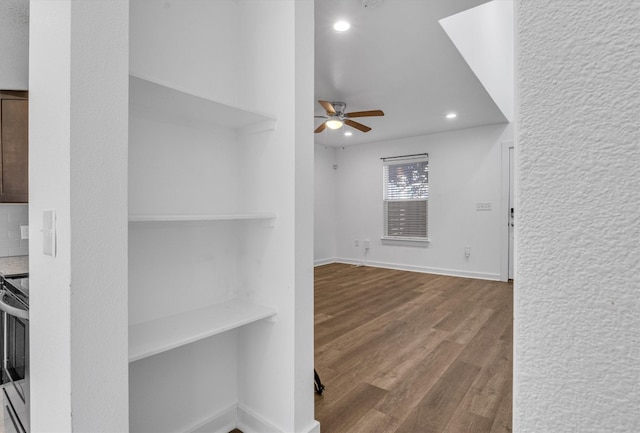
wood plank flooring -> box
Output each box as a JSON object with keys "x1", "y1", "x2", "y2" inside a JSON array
[{"x1": 314, "y1": 263, "x2": 512, "y2": 433}]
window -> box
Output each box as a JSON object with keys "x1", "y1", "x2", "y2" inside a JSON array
[{"x1": 382, "y1": 154, "x2": 429, "y2": 242}]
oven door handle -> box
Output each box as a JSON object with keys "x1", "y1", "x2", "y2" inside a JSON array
[{"x1": 0, "y1": 290, "x2": 29, "y2": 320}]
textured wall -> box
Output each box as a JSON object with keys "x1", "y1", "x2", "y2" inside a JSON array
[{"x1": 515, "y1": 1, "x2": 640, "y2": 432}]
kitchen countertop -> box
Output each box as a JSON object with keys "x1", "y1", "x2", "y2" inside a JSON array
[{"x1": 0, "y1": 255, "x2": 29, "y2": 278}]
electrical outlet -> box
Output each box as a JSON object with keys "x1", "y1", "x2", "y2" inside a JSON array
[
  {"x1": 364, "y1": 239, "x2": 370, "y2": 249},
  {"x1": 354, "y1": 239, "x2": 359, "y2": 247},
  {"x1": 476, "y1": 202, "x2": 492, "y2": 211},
  {"x1": 465, "y1": 246, "x2": 471, "y2": 257}
]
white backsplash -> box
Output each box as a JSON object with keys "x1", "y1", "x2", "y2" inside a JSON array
[{"x1": 0, "y1": 204, "x2": 29, "y2": 257}]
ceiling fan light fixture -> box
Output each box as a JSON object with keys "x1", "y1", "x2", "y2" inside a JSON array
[
  {"x1": 314, "y1": 100, "x2": 382, "y2": 134},
  {"x1": 326, "y1": 119, "x2": 344, "y2": 129},
  {"x1": 333, "y1": 20, "x2": 350, "y2": 32}
]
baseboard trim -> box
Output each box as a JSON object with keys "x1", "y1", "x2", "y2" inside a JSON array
[
  {"x1": 331, "y1": 257, "x2": 501, "y2": 281},
  {"x1": 180, "y1": 403, "x2": 319, "y2": 433},
  {"x1": 183, "y1": 403, "x2": 237, "y2": 433},
  {"x1": 182, "y1": 404, "x2": 281, "y2": 433},
  {"x1": 314, "y1": 257, "x2": 335, "y2": 267},
  {"x1": 237, "y1": 404, "x2": 281, "y2": 433},
  {"x1": 304, "y1": 420, "x2": 321, "y2": 433}
]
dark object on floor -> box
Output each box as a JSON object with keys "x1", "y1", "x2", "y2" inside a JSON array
[{"x1": 314, "y1": 369, "x2": 325, "y2": 395}]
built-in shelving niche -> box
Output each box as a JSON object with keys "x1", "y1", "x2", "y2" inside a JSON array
[
  {"x1": 128, "y1": 76, "x2": 278, "y2": 363},
  {"x1": 128, "y1": 214, "x2": 277, "y2": 363},
  {"x1": 126, "y1": 4, "x2": 298, "y2": 429}
]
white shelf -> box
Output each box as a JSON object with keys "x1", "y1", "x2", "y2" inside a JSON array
[
  {"x1": 129, "y1": 299, "x2": 277, "y2": 362},
  {"x1": 128, "y1": 213, "x2": 276, "y2": 222},
  {"x1": 129, "y1": 73, "x2": 277, "y2": 133}
]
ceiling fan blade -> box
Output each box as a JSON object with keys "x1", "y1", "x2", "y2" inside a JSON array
[
  {"x1": 345, "y1": 119, "x2": 372, "y2": 133},
  {"x1": 314, "y1": 122, "x2": 328, "y2": 133},
  {"x1": 345, "y1": 110, "x2": 384, "y2": 118},
  {"x1": 318, "y1": 100, "x2": 336, "y2": 115},
  {"x1": 314, "y1": 115, "x2": 328, "y2": 118}
]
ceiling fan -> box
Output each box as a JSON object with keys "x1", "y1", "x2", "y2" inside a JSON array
[{"x1": 314, "y1": 100, "x2": 384, "y2": 133}]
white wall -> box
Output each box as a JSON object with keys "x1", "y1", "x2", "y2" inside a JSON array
[
  {"x1": 318, "y1": 123, "x2": 513, "y2": 280},
  {"x1": 439, "y1": 0, "x2": 514, "y2": 122},
  {"x1": 129, "y1": 332, "x2": 239, "y2": 433},
  {"x1": 129, "y1": 0, "x2": 240, "y2": 108},
  {"x1": 127, "y1": 114, "x2": 246, "y2": 325},
  {"x1": 314, "y1": 145, "x2": 337, "y2": 265},
  {"x1": 29, "y1": 0, "x2": 129, "y2": 431},
  {"x1": 515, "y1": 1, "x2": 640, "y2": 432},
  {"x1": 0, "y1": 0, "x2": 29, "y2": 90},
  {"x1": 0, "y1": 204, "x2": 29, "y2": 257}
]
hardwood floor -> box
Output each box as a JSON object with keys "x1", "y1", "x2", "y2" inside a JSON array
[{"x1": 314, "y1": 263, "x2": 512, "y2": 433}]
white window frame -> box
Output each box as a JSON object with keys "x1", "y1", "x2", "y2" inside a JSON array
[{"x1": 381, "y1": 154, "x2": 429, "y2": 245}]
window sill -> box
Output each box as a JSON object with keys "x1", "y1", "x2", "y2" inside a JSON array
[{"x1": 381, "y1": 236, "x2": 430, "y2": 247}]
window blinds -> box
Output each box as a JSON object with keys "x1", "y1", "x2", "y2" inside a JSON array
[{"x1": 383, "y1": 155, "x2": 428, "y2": 240}]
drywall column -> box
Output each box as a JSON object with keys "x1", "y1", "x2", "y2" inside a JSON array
[
  {"x1": 515, "y1": 1, "x2": 639, "y2": 432},
  {"x1": 293, "y1": 2, "x2": 317, "y2": 431},
  {"x1": 235, "y1": 0, "x2": 317, "y2": 431},
  {"x1": 29, "y1": 1, "x2": 129, "y2": 431}
]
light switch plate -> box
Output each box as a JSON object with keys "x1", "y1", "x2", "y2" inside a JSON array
[
  {"x1": 43, "y1": 210, "x2": 56, "y2": 257},
  {"x1": 20, "y1": 225, "x2": 29, "y2": 239}
]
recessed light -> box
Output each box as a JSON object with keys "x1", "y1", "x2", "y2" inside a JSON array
[
  {"x1": 344, "y1": 131, "x2": 353, "y2": 136},
  {"x1": 446, "y1": 112, "x2": 457, "y2": 119},
  {"x1": 333, "y1": 21, "x2": 350, "y2": 32}
]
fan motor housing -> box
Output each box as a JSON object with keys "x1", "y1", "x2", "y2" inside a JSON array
[{"x1": 331, "y1": 101, "x2": 346, "y2": 115}]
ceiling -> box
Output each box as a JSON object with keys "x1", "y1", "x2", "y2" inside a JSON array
[{"x1": 314, "y1": 0, "x2": 507, "y2": 147}]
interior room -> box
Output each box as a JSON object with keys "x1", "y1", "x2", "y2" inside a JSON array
[
  {"x1": 313, "y1": 0, "x2": 514, "y2": 279},
  {"x1": 0, "y1": 0, "x2": 638, "y2": 433},
  {"x1": 311, "y1": 1, "x2": 514, "y2": 431}
]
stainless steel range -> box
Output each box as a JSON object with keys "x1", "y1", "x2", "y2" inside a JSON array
[{"x1": 0, "y1": 276, "x2": 29, "y2": 433}]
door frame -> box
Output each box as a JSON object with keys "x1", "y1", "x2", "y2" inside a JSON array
[{"x1": 500, "y1": 140, "x2": 514, "y2": 282}]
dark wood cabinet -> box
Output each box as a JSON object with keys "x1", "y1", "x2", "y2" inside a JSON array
[{"x1": 0, "y1": 91, "x2": 28, "y2": 203}]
